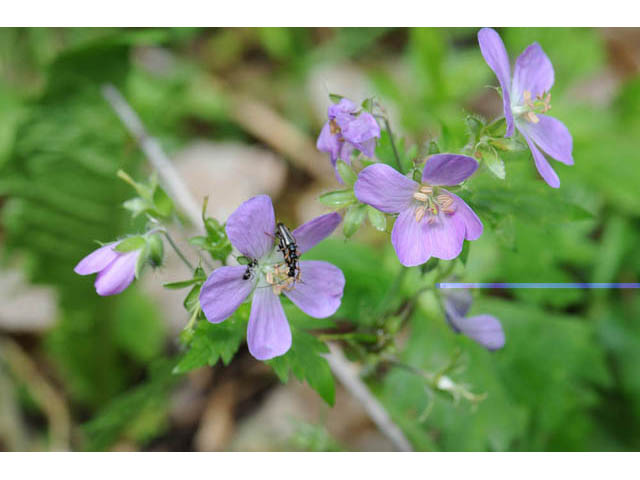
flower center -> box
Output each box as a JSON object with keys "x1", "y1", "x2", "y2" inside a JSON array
[
  {"x1": 412, "y1": 185, "x2": 456, "y2": 223},
  {"x1": 512, "y1": 90, "x2": 552, "y2": 124},
  {"x1": 263, "y1": 262, "x2": 298, "y2": 295}
]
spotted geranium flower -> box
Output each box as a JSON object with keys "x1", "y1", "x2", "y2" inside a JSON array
[
  {"x1": 354, "y1": 154, "x2": 482, "y2": 267},
  {"x1": 316, "y1": 98, "x2": 381, "y2": 180},
  {"x1": 74, "y1": 241, "x2": 141, "y2": 296},
  {"x1": 478, "y1": 27, "x2": 573, "y2": 188},
  {"x1": 199, "y1": 195, "x2": 344, "y2": 360},
  {"x1": 443, "y1": 289, "x2": 505, "y2": 351}
]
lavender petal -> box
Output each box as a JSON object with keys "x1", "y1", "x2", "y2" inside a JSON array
[
  {"x1": 512, "y1": 42, "x2": 554, "y2": 103},
  {"x1": 225, "y1": 195, "x2": 276, "y2": 260},
  {"x1": 354, "y1": 163, "x2": 417, "y2": 214},
  {"x1": 292, "y1": 212, "x2": 342, "y2": 255},
  {"x1": 391, "y1": 207, "x2": 432, "y2": 267},
  {"x1": 422, "y1": 154, "x2": 479, "y2": 186},
  {"x1": 94, "y1": 250, "x2": 139, "y2": 296},
  {"x1": 74, "y1": 242, "x2": 119, "y2": 275},
  {"x1": 284, "y1": 260, "x2": 345, "y2": 318},
  {"x1": 520, "y1": 130, "x2": 561, "y2": 188},
  {"x1": 517, "y1": 115, "x2": 573, "y2": 165},
  {"x1": 247, "y1": 287, "x2": 292, "y2": 360},
  {"x1": 424, "y1": 213, "x2": 465, "y2": 260},
  {"x1": 199, "y1": 266, "x2": 255, "y2": 324},
  {"x1": 478, "y1": 28, "x2": 515, "y2": 137},
  {"x1": 445, "y1": 190, "x2": 483, "y2": 241}
]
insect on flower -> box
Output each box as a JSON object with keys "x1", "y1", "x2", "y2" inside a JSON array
[
  {"x1": 199, "y1": 195, "x2": 345, "y2": 360},
  {"x1": 275, "y1": 222, "x2": 301, "y2": 280}
]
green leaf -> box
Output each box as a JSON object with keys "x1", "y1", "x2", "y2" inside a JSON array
[
  {"x1": 267, "y1": 328, "x2": 335, "y2": 406},
  {"x1": 361, "y1": 97, "x2": 374, "y2": 112},
  {"x1": 343, "y1": 204, "x2": 367, "y2": 238},
  {"x1": 173, "y1": 304, "x2": 249, "y2": 374},
  {"x1": 318, "y1": 189, "x2": 357, "y2": 208},
  {"x1": 366, "y1": 205, "x2": 387, "y2": 231},
  {"x1": 329, "y1": 93, "x2": 344, "y2": 104},
  {"x1": 336, "y1": 160, "x2": 357, "y2": 186}
]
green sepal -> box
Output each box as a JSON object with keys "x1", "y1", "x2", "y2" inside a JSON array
[
  {"x1": 329, "y1": 93, "x2": 344, "y2": 104},
  {"x1": 114, "y1": 236, "x2": 146, "y2": 252},
  {"x1": 163, "y1": 277, "x2": 207, "y2": 290},
  {"x1": 480, "y1": 146, "x2": 506, "y2": 180},
  {"x1": 366, "y1": 206, "x2": 387, "y2": 232},
  {"x1": 336, "y1": 160, "x2": 357, "y2": 186},
  {"x1": 146, "y1": 234, "x2": 164, "y2": 267},
  {"x1": 343, "y1": 204, "x2": 367, "y2": 238},
  {"x1": 319, "y1": 189, "x2": 357, "y2": 209}
]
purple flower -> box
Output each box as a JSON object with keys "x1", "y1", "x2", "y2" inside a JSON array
[
  {"x1": 478, "y1": 27, "x2": 573, "y2": 188},
  {"x1": 443, "y1": 289, "x2": 505, "y2": 350},
  {"x1": 354, "y1": 154, "x2": 483, "y2": 267},
  {"x1": 199, "y1": 195, "x2": 344, "y2": 361},
  {"x1": 74, "y1": 241, "x2": 141, "y2": 296},
  {"x1": 316, "y1": 98, "x2": 381, "y2": 180}
]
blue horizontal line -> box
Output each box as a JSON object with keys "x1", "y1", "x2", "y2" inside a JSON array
[{"x1": 437, "y1": 283, "x2": 640, "y2": 289}]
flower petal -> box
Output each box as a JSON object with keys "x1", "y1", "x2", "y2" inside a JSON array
[
  {"x1": 478, "y1": 28, "x2": 514, "y2": 137},
  {"x1": 247, "y1": 286, "x2": 291, "y2": 360},
  {"x1": 316, "y1": 122, "x2": 340, "y2": 164},
  {"x1": 354, "y1": 163, "x2": 417, "y2": 214},
  {"x1": 328, "y1": 98, "x2": 358, "y2": 118},
  {"x1": 520, "y1": 129, "x2": 560, "y2": 188},
  {"x1": 391, "y1": 207, "x2": 431, "y2": 267},
  {"x1": 284, "y1": 260, "x2": 345, "y2": 318},
  {"x1": 74, "y1": 242, "x2": 119, "y2": 275},
  {"x1": 449, "y1": 313, "x2": 505, "y2": 351},
  {"x1": 422, "y1": 154, "x2": 479, "y2": 186},
  {"x1": 341, "y1": 111, "x2": 380, "y2": 155},
  {"x1": 225, "y1": 195, "x2": 276, "y2": 260},
  {"x1": 517, "y1": 115, "x2": 573, "y2": 165},
  {"x1": 445, "y1": 190, "x2": 483, "y2": 241},
  {"x1": 443, "y1": 290, "x2": 473, "y2": 319},
  {"x1": 292, "y1": 212, "x2": 342, "y2": 255},
  {"x1": 200, "y1": 266, "x2": 255, "y2": 324},
  {"x1": 424, "y1": 214, "x2": 465, "y2": 260},
  {"x1": 94, "y1": 251, "x2": 139, "y2": 296},
  {"x1": 512, "y1": 42, "x2": 554, "y2": 103}
]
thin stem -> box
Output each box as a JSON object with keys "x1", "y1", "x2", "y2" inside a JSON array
[
  {"x1": 383, "y1": 117, "x2": 403, "y2": 172},
  {"x1": 162, "y1": 230, "x2": 194, "y2": 271}
]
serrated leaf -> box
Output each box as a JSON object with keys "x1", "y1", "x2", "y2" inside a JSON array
[
  {"x1": 266, "y1": 328, "x2": 335, "y2": 405},
  {"x1": 173, "y1": 305, "x2": 249, "y2": 374},
  {"x1": 366, "y1": 205, "x2": 387, "y2": 231}
]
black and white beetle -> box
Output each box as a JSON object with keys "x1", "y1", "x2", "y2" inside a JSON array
[
  {"x1": 242, "y1": 258, "x2": 258, "y2": 280},
  {"x1": 275, "y1": 222, "x2": 300, "y2": 279}
]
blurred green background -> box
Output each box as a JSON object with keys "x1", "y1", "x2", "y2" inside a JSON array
[{"x1": 1, "y1": 27, "x2": 639, "y2": 452}]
